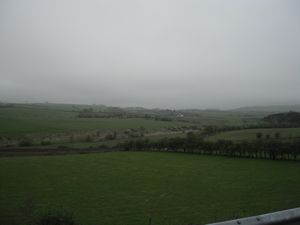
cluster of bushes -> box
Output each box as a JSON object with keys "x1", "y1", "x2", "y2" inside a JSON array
[
  {"x1": 104, "y1": 132, "x2": 117, "y2": 140},
  {"x1": 77, "y1": 108, "x2": 177, "y2": 122},
  {"x1": 201, "y1": 124, "x2": 300, "y2": 136},
  {"x1": 32, "y1": 209, "x2": 78, "y2": 225},
  {"x1": 263, "y1": 111, "x2": 300, "y2": 125},
  {"x1": 78, "y1": 111, "x2": 174, "y2": 122},
  {"x1": 20, "y1": 205, "x2": 79, "y2": 225},
  {"x1": 18, "y1": 139, "x2": 52, "y2": 147},
  {"x1": 119, "y1": 133, "x2": 300, "y2": 161},
  {"x1": 18, "y1": 139, "x2": 34, "y2": 147}
]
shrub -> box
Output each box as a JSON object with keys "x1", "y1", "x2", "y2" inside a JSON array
[
  {"x1": 41, "y1": 140, "x2": 52, "y2": 146},
  {"x1": 98, "y1": 144, "x2": 108, "y2": 148},
  {"x1": 85, "y1": 135, "x2": 92, "y2": 142},
  {"x1": 104, "y1": 132, "x2": 116, "y2": 140},
  {"x1": 57, "y1": 145, "x2": 69, "y2": 149},
  {"x1": 256, "y1": 132, "x2": 262, "y2": 140},
  {"x1": 96, "y1": 131, "x2": 100, "y2": 137},
  {"x1": 33, "y1": 209, "x2": 79, "y2": 225},
  {"x1": 19, "y1": 139, "x2": 33, "y2": 147}
]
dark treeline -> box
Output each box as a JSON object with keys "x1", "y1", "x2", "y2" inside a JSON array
[
  {"x1": 263, "y1": 111, "x2": 300, "y2": 125},
  {"x1": 118, "y1": 133, "x2": 300, "y2": 161},
  {"x1": 77, "y1": 109, "x2": 173, "y2": 122},
  {"x1": 202, "y1": 124, "x2": 300, "y2": 136}
]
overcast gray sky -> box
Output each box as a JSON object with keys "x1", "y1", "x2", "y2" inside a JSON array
[{"x1": 0, "y1": 0, "x2": 299, "y2": 109}]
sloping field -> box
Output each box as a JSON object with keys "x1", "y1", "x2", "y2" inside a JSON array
[
  {"x1": 0, "y1": 152, "x2": 300, "y2": 225},
  {"x1": 0, "y1": 107, "x2": 188, "y2": 137},
  {"x1": 207, "y1": 127, "x2": 300, "y2": 142}
]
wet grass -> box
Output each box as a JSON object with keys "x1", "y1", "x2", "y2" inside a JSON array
[{"x1": 0, "y1": 152, "x2": 300, "y2": 225}]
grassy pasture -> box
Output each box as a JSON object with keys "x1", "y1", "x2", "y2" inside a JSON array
[
  {"x1": 0, "y1": 104, "x2": 266, "y2": 138},
  {"x1": 1, "y1": 152, "x2": 300, "y2": 225},
  {"x1": 180, "y1": 110, "x2": 264, "y2": 126},
  {"x1": 207, "y1": 127, "x2": 300, "y2": 142},
  {"x1": 0, "y1": 107, "x2": 188, "y2": 138}
]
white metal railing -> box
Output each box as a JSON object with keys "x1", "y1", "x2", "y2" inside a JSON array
[{"x1": 206, "y1": 208, "x2": 300, "y2": 225}]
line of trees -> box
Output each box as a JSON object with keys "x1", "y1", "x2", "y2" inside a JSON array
[
  {"x1": 118, "y1": 133, "x2": 300, "y2": 161},
  {"x1": 201, "y1": 124, "x2": 300, "y2": 137}
]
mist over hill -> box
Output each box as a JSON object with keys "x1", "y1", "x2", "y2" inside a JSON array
[{"x1": 2, "y1": 101, "x2": 300, "y2": 114}]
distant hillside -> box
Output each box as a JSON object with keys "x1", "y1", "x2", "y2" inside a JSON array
[
  {"x1": 234, "y1": 105, "x2": 300, "y2": 113},
  {"x1": 263, "y1": 111, "x2": 300, "y2": 125},
  {"x1": 0, "y1": 102, "x2": 109, "y2": 112}
]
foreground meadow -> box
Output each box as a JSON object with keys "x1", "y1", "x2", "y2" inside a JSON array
[{"x1": 1, "y1": 152, "x2": 300, "y2": 225}]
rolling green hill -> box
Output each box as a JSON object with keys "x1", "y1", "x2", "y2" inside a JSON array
[{"x1": 0, "y1": 107, "x2": 189, "y2": 138}]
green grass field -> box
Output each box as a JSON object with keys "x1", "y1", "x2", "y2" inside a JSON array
[
  {"x1": 207, "y1": 127, "x2": 300, "y2": 142},
  {"x1": 1, "y1": 152, "x2": 300, "y2": 225},
  {"x1": 0, "y1": 107, "x2": 189, "y2": 138},
  {"x1": 0, "y1": 104, "x2": 267, "y2": 139}
]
